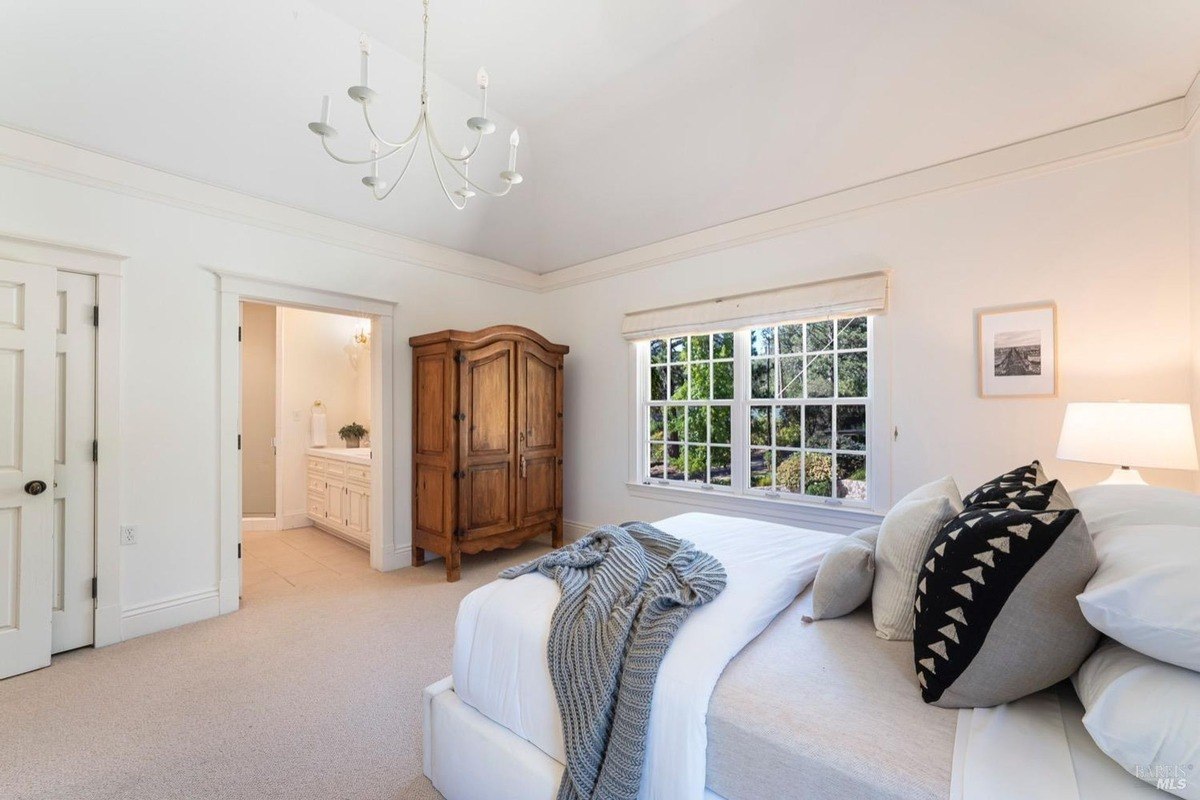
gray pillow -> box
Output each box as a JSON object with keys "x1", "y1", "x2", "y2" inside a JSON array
[
  {"x1": 872, "y1": 481, "x2": 960, "y2": 641},
  {"x1": 915, "y1": 507, "x2": 1099, "y2": 708},
  {"x1": 809, "y1": 525, "x2": 879, "y2": 621}
]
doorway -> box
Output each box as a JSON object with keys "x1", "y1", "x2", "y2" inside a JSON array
[
  {"x1": 238, "y1": 301, "x2": 377, "y2": 593},
  {"x1": 1, "y1": 262, "x2": 98, "y2": 679},
  {"x1": 216, "y1": 272, "x2": 397, "y2": 616}
]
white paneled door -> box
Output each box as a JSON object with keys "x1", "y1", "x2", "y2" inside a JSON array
[
  {"x1": 0, "y1": 260, "x2": 56, "y2": 679},
  {"x1": 52, "y1": 272, "x2": 96, "y2": 654}
]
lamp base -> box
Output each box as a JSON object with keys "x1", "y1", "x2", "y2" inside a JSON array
[{"x1": 1097, "y1": 466, "x2": 1147, "y2": 486}]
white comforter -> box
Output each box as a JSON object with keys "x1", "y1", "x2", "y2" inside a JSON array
[{"x1": 452, "y1": 512, "x2": 841, "y2": 800}]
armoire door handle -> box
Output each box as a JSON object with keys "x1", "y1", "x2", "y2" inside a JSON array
[{"x1": 520, "y1": 455, "x2": 527, "y2": 478}]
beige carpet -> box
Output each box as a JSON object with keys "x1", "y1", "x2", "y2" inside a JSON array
[{"x1": 1, "y1": 528, "x2": 550, "y2": 800}]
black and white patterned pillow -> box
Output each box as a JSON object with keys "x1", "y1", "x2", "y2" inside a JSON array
[
  {"x1": 964, "y1": 479, "x2": 1072, "y2": 512},
  {"x1": 960, "y1": 461, "x2": 1046, "y2": 507},
  {"x1": 913, "y1": 506, "x2": 1098, "y2": 708}
]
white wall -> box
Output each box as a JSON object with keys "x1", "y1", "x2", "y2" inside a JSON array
[
  {"x1": 1191, "y1": 127, "x2": 1200, "y2": 491},
  {"x1": 278, "y1": 306, "x2": 369, "y2": 524},
  {"x1": 0, "y1": 163, "x2": 545, "y2": 618},
  {"x1": 240, "y1": 302, "x2": 277, "y2": 515},
  {"x1": 541, "y1": 142, "x2": 1194, "y2": 529}
]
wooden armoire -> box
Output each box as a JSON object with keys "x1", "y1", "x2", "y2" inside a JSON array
[{"x1": 409, "y1": 326, "x2": 569, "y2": 582}]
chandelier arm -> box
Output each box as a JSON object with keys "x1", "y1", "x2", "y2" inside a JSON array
[
  {"x1": 371, "y1": 134, "x2": 423, "y2": 201},
  {"x1": 362, "y1": 103, "x2": 426, "y2": 150},
  {"x1": 425, "y1": 129, "x2": 467, "y2": 210},
  {"x1": 320, "y1": 136, "x2": 410, "y2": 166},
  {"x1": 426, "y1": 123, "x2": 513, "y2": 197}
]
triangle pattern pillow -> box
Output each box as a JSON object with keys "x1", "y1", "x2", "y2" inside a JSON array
[
  {"x1": 964, "y1": 479, "x2": 1073, "y2": 512},
  {"x1": 913, "y1": 506, "x2": 1099, "y2": 708},
  {"x1": 960, "y1": 460, "x2": 1047, "y2": 507}
]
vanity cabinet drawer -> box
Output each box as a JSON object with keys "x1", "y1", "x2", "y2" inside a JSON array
[
  {"x1": 345, "y1": 464, "x2": 371, "y2": 485},
  {"x1": 307, "y1": 476, "x2": 327, "y2": 496},
  {"x1": 323, "y1": 460, "x2": 347, "y2": 478},
  {"x1": 307, "y1": 457, "x2": 325, "y2": 474},
  {"x1": 307, "y1": 495, "x2": 327, "y2": 518}
]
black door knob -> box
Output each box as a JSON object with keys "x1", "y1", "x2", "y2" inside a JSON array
[{"x1": 24, "y1": 480, "x2": 47, "y2": 496}]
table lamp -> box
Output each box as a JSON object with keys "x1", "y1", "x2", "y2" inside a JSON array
[{"x1": 1056, "y1": 402, "x2": 1199, "y2": 485}]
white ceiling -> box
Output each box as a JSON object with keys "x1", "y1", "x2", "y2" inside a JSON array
[{"x1": 2, "y1": 0, "x2": 1200, "y2": 273}]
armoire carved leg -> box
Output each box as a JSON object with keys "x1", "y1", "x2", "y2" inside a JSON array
[
  {"x1": 446, "y1": 547, "x2": 461, "y2": 582},
  {"x1": 411, "y1": 546, "x2": 425, "y2": 567},
  {"x1": 551, "y1": 520, "x2": 564, "y2": 549}
]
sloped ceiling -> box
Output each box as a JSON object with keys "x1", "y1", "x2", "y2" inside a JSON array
[{"x1": 2, "y1": 0, "x2": 1200, "y2": 273}]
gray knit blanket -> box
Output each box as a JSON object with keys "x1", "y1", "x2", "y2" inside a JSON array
[{"x1": 500, "y1": 521, "x2": 726, "y2": 800}]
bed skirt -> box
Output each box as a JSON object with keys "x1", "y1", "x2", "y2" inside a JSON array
[{"x1": 423, "y1": 677, "x2": 727, "y2": 800}]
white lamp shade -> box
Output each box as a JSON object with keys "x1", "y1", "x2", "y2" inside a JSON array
[{"x1": 1057, "y1": 402, "x2": 1199, "y2": 471}]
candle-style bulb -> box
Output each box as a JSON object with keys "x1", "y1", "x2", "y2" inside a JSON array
[
  {"x1": 359, "y1": 35, "x2": 370, "y2": 87},
  {"x1": 320, "y1": 95, "x2": 331, "y2": 125},
  {"x1": 476, "y1": 68, "x2": 489, "y2": 89},
  {"x1": 507, "y1": 129, "x2": 519, "y2": 172}
]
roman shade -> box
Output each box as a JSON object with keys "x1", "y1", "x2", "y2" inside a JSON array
[{"x1": 620, "y1": 271, "x2": 890, "y2": 341}]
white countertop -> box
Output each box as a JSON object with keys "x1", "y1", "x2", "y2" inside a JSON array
[{"x1": 307, "y1": 447, "x2": 371, "y2": 465}]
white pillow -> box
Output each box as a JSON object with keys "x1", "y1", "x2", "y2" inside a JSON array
[
  {"x1": 1073, "y1": 639, "x2": 1200, "y2": 800},
  {"x1": 1074, "y1": 487, "x2": 1200, "y2": 672},
  {"x1": 871, "y1": 476, "x2": 961, "y2": 641}
]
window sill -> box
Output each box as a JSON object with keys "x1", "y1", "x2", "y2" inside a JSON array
[{"x1": 625, "y1": 482, "x2": 884, "y2": 535}]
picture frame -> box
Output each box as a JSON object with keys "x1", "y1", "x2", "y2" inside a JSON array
[{"x1": 976, "y1": 302, "x2": 1057, "y2": 398}]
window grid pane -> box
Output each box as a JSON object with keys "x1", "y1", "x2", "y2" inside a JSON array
[
  {"x1": 741, "y1": 316, "x2": 871, "y2": 502},
  {"x1": 645, "y1": 330, "x2": 735, "y2": 487}
]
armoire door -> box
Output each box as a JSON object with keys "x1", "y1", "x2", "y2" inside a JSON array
[
  {"x1": 0, "y1": 260, "x2": 57, "y2": 679},
  {"x1": 517, "y1": 341, "x2": 561, "y2": 526},
  {"x1": 457, "y1": 341, "x2": 517, "y2": 539}
]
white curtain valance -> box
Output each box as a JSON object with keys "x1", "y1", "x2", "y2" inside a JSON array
[{"x1": 620, "y1": 270, "x2": 890, "y2": 341}]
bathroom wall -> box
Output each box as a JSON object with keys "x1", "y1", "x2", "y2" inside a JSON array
[
  {"x1": 240, "y1": 302, "x2": 277, "y2": 516},
  {"x1": 278, "y1": 306, "x2": 371, "y2": 527}
]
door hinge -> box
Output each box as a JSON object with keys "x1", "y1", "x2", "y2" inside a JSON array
[
  {"x1": 238, "y1": 325, "x2": 242, "y2": 342},
  {"x1": 91, "y1": 577, "x2": 97, "y2": 599},
  {"x1": 237, "y1": 434, "x2": 241, "y2": 450},
  {"x1": 453, "y1": 351, "x2": 466, "y2": 364},
  {"x1": 454, "y1": 527, "x2": 467, "y2": 540},
  {"x1": 237, "y1": 542, "x2": 242, "y2": 558},
  {"x1": 453, "y1": 470, "x2": 465, "y2": 480},
  {"x1": 453, "y1": 412, "x2": 466, "y2": 422},
  {"x1": 92, "y1": 305, "x2": 99, "y2": 327},
  {"x1": 92, "y1": 439, "x2": 99, "y2": 462}
]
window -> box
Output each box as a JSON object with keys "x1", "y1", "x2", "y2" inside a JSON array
[
  {"x1": 638, "y1": 316, "x2": 877, "y2": 509},
  {"x1": 647, "y1": 332, "x2": 735, "y2": 485}
]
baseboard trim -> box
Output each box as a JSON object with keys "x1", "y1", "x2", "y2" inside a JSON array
[
  {"x1": 279, "y1": 513, "x2": 311, "y2": 530},
  {"x1": 562, "y1": 520, "x2": 595, "y2": 542},
  {"x1": 240, "y1": 516, "x2": 279, "y2": 532},
  {"x1": 120, "y1": 588, "x2": 220, "y2": 641}
]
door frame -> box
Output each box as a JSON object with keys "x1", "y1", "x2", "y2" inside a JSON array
[
  {"x1": 0, "y1": 232, "x2": 126, "y2": 648},
  {"x1": 213, "y1": 269, "x2": 398, "y2": 615}
]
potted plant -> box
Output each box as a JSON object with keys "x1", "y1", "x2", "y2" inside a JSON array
[{"x1": 338, "y1": 422, "x2": 368, "y2": 448}]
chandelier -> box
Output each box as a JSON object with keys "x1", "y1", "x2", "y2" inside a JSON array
[{"x1": 307, "y1": 0, "x2": 522, "y2": 209}]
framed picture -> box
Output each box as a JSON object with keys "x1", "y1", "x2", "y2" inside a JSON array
[{"x1": 976, "y1": 302, "x2": 1057, "y2": 398}]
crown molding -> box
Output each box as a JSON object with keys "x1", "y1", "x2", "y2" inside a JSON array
[
  {"x1": 536, "y1": 96, "x2": 1193, "y2": 293},
  {"x1": 0, "y1": 125, "x2": 541, "y2": 292},
  {"x1": 3, "y1": 87, "x2": 1199, "y2": 298}
]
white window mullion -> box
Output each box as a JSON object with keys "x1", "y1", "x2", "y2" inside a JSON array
[{"x1": 731, "y1": 329, "x2": 750, "y2": 498}]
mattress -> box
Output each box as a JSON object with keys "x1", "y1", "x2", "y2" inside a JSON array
[
  {"x1": 451, "y1": 512, "x2": 841, "y2": 798},
  {"x1": 706, "y1": 590, "x2": 958, "y2": 800}
]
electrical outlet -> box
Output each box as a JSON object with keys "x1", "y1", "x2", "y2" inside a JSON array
[{"x1": 120, "y1": 525, "x2": 138, "y2": 546}]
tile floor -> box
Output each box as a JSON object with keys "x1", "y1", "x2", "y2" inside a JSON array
[{"x1": 241, "y1": 526, "x2": 373, "y2": 597}]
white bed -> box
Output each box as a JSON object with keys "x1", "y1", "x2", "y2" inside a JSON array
[{"x1": 423, "y1": 510, "x2": 1166, "y2": 800}]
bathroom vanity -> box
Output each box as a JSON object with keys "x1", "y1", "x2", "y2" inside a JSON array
[{"x1": 306, "y1": 447, "x2": 371, "y2": 549}]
